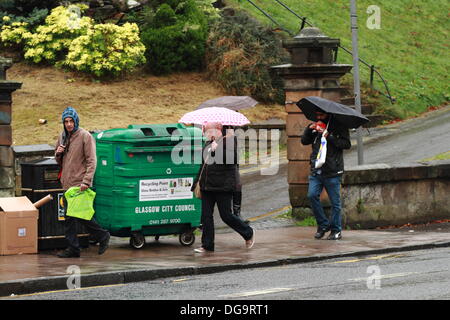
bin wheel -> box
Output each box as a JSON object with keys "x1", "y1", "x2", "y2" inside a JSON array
[
  {"x1": 155, "y1": 235, "x2": 160, "y2": 241},
  {"x1": 129, "y1": 232, "x2": 145, "y2": 249},
  {"x1": 179, "y1": 232, "x2": 195, "y2": 246}
]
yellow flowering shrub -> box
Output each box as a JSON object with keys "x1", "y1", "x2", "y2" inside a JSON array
[
  {"x1": 194, "y1": 0, "x2": 220, "y2": 20},
  {"x1": 23, "y1": 4, "x2": 91, "y2": 63},
  {"x1": 0, "y1": 5, "x2": 146, "y2": 77},
  {"x1": 0, "y1": 17, "x2": 32, "y2": 45},
  {"x1": 61, "y1": 22, "x2": 146, "y2": 77}
]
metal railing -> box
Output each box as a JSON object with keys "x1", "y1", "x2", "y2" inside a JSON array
[
  {"x1": 245, "y1": 0, "x2": 395, "y2": 104},
  {"x1": 246, "y1": 0, "x2": 294, "y2": 36}
]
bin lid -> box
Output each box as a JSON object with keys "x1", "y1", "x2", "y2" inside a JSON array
[
  {"x1": 95, "y1": 123, "x2": 204, "y2": 145},
  {"x1": 20, "y1": 157, "x2": 58, "y2": 167},
  {"x1": 0, "y1": 196, "x2": 36, "y2": 213},
  {"x1": 12, "y1": 144, "x2": 54, "y2": 155}
]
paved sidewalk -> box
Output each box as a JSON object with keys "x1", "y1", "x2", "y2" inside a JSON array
[{"x1": 0, "y1": 224, "x2": 449, "y2": 297}]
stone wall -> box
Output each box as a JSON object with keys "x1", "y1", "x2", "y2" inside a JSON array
[
  {"x1": 0, "y1": 57, "x2": 22, "y2": 197},
  {"x1": 341, "y1": 161, "x2": 450, "y2": 228}
]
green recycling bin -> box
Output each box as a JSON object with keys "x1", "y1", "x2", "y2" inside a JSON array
[{"x1": 93, "y1": 123, "x2": 204, "y2": 249}]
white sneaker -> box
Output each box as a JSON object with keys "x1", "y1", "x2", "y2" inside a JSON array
[
  {"x1": 246, "y1": 228, "x2": 255, "y2": 249},
  {"x1": 194, "y1": 247, "x2": 207, "y2": 253}
]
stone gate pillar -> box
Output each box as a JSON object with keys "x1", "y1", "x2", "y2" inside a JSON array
[
  {"x1": 0, "y1": 57, "x2": 22, "y2": 197},
  {"x1": 272, "y1": 27, "x2": 352, "y2": 217}
]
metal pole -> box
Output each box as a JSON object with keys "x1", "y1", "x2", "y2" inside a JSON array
[
  {"x1": 370, "y1": 65, "x2": 375, "y2": 89},
  {"x1": 350, "y1": 0, "x2": 364, "y2": 165}
]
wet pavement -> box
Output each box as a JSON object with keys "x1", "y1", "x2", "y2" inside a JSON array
[{"x1": 0, "y1": 220, "x2": 449, "y2": 297}]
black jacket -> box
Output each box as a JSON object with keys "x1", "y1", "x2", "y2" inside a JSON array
[
  {"x1": 300, "y1": 121, "x2": 351, "y2": 177},
  {"x1": 192, "y1": 136, "x2": 238, "y2": 192}
]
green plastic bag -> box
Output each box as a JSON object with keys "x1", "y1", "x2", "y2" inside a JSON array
[{"x1": 64, "y1": 186, "x2": 96, "y2": 221}]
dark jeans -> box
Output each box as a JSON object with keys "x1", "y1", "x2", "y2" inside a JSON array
[
  {"x1": 232, "y1": 190, "x2": 242, "y2": 216},
  {"x1": 201, "y1": 191, "x2": 253, "y2": 251},
  {"x1": 63, "y1": 196, "x2": 109, "y2": 254},
  {"x1": 307, "y1": 174, "x2": 342, "y2": 232}
]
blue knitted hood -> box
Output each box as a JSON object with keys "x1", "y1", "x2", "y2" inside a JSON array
[{"x1": 61, "y1": 106, "x2": 79, "y2": 133}]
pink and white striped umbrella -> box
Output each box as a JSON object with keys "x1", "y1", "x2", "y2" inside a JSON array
[{"x1": 178, "y1": 107, "x2": 250, "y2": 126}]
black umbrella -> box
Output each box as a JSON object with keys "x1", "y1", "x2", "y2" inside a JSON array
[
  {"x1": 197, "y1": 96, "x2": 258, "y2": 111},
  {"x1": 296, "y1": 96, "x2": 369, "y2": 129}
]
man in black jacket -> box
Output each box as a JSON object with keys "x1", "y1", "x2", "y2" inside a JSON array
[
  {"x1": 301, "y1": 111, "x2": 351, "y2": 240},
  {"x1": 192, "y1": 122, "x2": 255, "y2": 253}
]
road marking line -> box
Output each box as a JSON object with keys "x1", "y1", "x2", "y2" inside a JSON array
[
  {"x1": 349, "y1": 272, "x2": 419, "y2": 282},
  {"x1": 327, "y1": 254, "x2": 406, "y2": 264},
  {"x1": 5, "y1": 283, "x2": 126, "y2": 298},
  {"x1": 246, "y1": 205, "x2": 292, "y2": 222},
  {"x1": 219, "y1": 287, "x2": 293, "y2": 298}
]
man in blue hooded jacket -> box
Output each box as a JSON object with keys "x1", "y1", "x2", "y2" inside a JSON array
[{"x1": 55, "y1": 106, "x2": 110, "y2": 258}]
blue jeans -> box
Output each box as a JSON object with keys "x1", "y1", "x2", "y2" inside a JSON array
[{"x1": 307, "y1": 174, "x2": 342, "y2": 232}]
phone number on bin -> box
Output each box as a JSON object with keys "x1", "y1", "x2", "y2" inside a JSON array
[{"x1": 148, "y1": 218, "x2": 181, "y2": 225}]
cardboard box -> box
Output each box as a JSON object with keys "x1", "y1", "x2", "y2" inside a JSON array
[{"x1": 0, "y1": 196, "x2": 38, "y2": 255}]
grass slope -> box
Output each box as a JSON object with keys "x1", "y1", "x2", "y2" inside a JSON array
[
  {"x1": 229, "y1": 0, "x2": 449, "y2": 117},
  {"x1": 7, "y1": 63, "x2": 286, "y2": 145}
]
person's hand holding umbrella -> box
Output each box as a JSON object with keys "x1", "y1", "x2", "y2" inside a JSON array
[
  {"x1": 203, "y1": 124, "x2": 222, "y2": 151},
  {"x1": 297, "y1": 96, "x2": 369, "y2": 129},
  {"x1": 308, "y1": 111, "x2": 330, "y2": 137}
]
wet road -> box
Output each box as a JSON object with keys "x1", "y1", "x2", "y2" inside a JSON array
[
  {"x1": 11, "y1": 247, "x2": 450, "y2": 300},
  {"x1": 344, "y1": 105, "x2": 450, "y2": 166}
]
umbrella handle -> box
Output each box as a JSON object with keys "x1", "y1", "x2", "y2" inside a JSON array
[{"x1": 323, "y1": 115, "x2": 331, "y2": 138}]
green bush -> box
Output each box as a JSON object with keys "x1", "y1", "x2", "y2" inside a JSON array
[
  {"x1": 151, "y1": 4, "x2": 177, "y2": 28},
  {"x1": 140, "y1": 0, "x2": 210, "y2": 75},
  {"x1": 205, "y1": 9, "x2": 289, "y2": 104},
  {"x1": 141, "y1": 22, "x2": 206, "y2": 75},
  {"x1": 147, "y1": 0, "x2": 183, "y2": 10}
]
